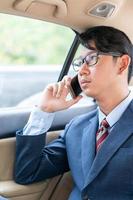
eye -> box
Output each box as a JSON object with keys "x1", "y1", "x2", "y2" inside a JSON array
[
  {"x1": 85, "y1": 54, "x2": 97, "y2": 65},
  {"x1": 73, "y1": 58, "x2": 83, "y2": 66},
  {"x1": 90, "y1": 55, "x2": 97, "y2": 60},
  {"x1": 85, "y1": 55, "x2": 91, "y2": 64}
]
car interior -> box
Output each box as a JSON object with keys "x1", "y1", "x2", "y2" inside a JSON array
[{"x1": 0, "y1": 0, "x2": 133, "y2": 199}]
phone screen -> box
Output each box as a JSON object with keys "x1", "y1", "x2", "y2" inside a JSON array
[{"x1": 69, "y1": 75, "x2": 82, "y2": 98}]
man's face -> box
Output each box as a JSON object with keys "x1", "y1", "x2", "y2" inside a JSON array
[{"x1": 77, "y1": 48, "x2": 120, "y2": 100}]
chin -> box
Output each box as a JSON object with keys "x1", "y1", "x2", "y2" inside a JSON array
[{"x1": 83, "y1": 89, "x2": 95, "y2": 98}]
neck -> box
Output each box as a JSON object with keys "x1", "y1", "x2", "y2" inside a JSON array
[{"x1": 96, "y1": 87, "x2": 129, "y2": 115}]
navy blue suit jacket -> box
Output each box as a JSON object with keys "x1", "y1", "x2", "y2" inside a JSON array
[{"x1": 15, "y1": 100, "x2": 133, "y2": 200}]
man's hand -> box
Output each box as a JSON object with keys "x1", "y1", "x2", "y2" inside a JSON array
[{"x1": 39, "y1": 76, "x2": 82, "y2": 113}]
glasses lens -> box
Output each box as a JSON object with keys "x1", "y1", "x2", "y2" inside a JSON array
[
  {"x1": 85, "y1": 54, "x2": 97, "y2": 66},
  {"x1": 72, "y1": 52, "x2": 98, "y2": 71},
  {"x1": 72, "y1": 58, "x2": 83, "y2": 71}
]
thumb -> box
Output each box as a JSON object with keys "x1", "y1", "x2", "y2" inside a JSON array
[{"x1": 65, "y1": 95, "x2": 83, "y2": 108}]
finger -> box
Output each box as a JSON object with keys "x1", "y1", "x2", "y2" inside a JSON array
[
  {"x1": 61, "y1": 85, "x2": 69, "y2": 97},
  {"x1": 62, "y1": 75, "x2": 71, "y2": 87},
  {"x1": 56, "y1": 81, "x2": 65, "y2": 98},
  {"x1": 44, "y1": 84, "x2": 54, "y2": 93},
  {"x1": 52, "y1": 83, "x2": 59, "y2": 96},
  {"x1": 56, "y1": 76, "x2": 71, "y2": 98}
]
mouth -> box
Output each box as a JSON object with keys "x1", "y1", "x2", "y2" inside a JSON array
[{"x1": 80, "y1": 80, "x2": 91, "y2": 88}]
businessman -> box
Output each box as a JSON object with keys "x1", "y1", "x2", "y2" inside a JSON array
[{"x1": 15, "y1": 26, "x2": 133, "y2": 200}]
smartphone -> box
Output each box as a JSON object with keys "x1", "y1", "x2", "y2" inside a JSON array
[{"x1": 69, "y1": 75, "x2": 82, "y2": 98}]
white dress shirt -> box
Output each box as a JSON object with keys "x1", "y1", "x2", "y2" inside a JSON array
[
  {"x1": 23, "y1": 107, "x2": 55, "y2": 135},
  {"x1": 98, "y1": 91, "x2": 133, "y2": 131}
]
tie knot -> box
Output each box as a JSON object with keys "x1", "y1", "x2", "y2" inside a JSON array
[{"x1": 100, "y1": 118, "x2": 109, "y2": 129}]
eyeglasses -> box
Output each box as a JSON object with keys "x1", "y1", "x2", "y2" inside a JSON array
[{"x1": 72, "y1": 51, "x2": 122, "y2": 72}]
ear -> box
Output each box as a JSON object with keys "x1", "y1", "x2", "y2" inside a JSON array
[{"x1": 118, "y1": 54, "x2": 131, "y2": 74}]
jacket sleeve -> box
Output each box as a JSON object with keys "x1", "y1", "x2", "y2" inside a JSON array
[{"x1": 14, "y1": 123, "x2": 71, "y2": 185}]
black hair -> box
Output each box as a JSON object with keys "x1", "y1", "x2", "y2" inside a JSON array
[{"x1": 78, "y1": 26, "x2": 133, "y2": 83}]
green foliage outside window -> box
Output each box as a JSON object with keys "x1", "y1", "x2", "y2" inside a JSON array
[{"x1": 0, "y1": 14, "x2": 74, "y2": 65}]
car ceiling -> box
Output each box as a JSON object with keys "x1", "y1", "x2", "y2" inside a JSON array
[{"x1": 0, "y1": 0, "x2": 133, "y2": 42}]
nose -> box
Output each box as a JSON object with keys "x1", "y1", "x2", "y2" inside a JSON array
[{"x1": 78, "y1": 62, "x2": 90, "y2": 76}]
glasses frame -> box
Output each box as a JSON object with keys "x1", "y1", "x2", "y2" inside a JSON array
[{"x1": 72, "y1": 51, "x2": 122, "y2": 72}]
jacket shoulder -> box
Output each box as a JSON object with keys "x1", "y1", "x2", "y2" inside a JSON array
[{"x1": 71, "y1": 108, "x2": 98, "y2": 126}]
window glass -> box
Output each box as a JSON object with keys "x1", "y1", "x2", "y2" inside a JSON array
[{"x1": 0, "y1": 13, "x2": 74, "y2": 108}]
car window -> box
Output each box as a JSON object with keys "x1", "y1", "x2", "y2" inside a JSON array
[{"x1": 0, "y1": 13, "x2": 75, "y2": 108}]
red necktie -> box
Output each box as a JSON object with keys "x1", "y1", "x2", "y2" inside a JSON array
[{"x1": 96, "y1": 118, "x2": 109, "y2": 151}]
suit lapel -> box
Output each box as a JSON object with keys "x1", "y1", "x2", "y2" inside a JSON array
[
  {"x1": 84, "y1": 101, "x2": 133, "y2": 188},
  {"x1": 81, "y1": 112, "x2": 98, "y2": 179}
]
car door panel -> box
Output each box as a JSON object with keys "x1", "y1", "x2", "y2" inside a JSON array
[
  {"x1": 49, "y1": 172, "x2": 74, "y2": 200},
  {"x1": 0, "y1": 134, "x2": 62, "y2": 200},
  {"x1": 0, "y1": 103, "x2": 96, "y2": 138}
]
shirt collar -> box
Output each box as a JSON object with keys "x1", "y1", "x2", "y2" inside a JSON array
[{"x1": 98, "y1": 90, "x2": 133, "y2": 127}]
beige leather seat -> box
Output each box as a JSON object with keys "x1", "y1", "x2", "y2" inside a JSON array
[{"x1": 0, "y1": 131, "x2": 74, "y2": 200}]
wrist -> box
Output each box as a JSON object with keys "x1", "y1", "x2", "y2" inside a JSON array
[{"x1": 39, "y1": 105, "x2": 54, "y2": 113}]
